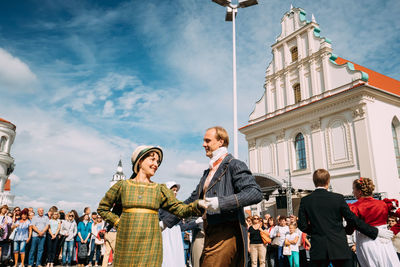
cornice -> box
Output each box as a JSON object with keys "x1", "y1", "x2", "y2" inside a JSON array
[
  {"x1": 241, "y1": 86, "x2": 381, "y2": 140},
  {"x1": 0, "y1": 153, "x2": 14, "y2": 165}
]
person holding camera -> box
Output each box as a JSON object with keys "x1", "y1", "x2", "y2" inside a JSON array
[
  {"x1": 88, "y1": 216, "x2": 105, "y2": 267},
  {"x1": 60, "y1": 212, "x2": 77, "y2": 266}
]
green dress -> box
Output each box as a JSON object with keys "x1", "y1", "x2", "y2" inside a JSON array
[{"x1": 97, "y1": 180, "x2": 201, "y2": 267}]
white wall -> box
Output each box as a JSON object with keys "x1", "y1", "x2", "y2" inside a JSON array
[{"x1": 366, "y1": 99, "x2": 400, "y2": 198}]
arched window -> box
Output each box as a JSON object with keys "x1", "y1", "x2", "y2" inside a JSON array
[
  {"x1": 293, "y1": 83, "x2": 301, "y2": 104},
  {"x1": 0, "y1": 136, "x2": 6, "y2": 152},
  {"x1": 291, "y1": 46, "x2": 298, "y2": 62},
  {"x1": 391, "y1": 120, "x2": 400, "y2": 177},
  {"x1": 295, "y1": 133, "x2": 307, "y2": 169}
]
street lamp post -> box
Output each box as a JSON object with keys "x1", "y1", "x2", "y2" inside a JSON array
[
  {"x1": 285, "y1": 169, "x2": 293, "y2": 216},
  {"x1": 212, "y1": 0, "x2": 258, "y2": 159}
]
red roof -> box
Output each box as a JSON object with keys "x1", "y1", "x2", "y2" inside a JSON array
[
  {"x1": 334, "y1": 57, "x2": 400, "y2": 96},
  {"x1": 0, "y1": 118, "x2": 16, "y2": 129}
]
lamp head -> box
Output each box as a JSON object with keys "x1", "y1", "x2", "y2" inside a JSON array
[
  {"x1": 238, "y1": 0, "x2": 258, "y2": 8},
  {"x1": 212, "y1": 0, "x2": 231, "y2": 7}
]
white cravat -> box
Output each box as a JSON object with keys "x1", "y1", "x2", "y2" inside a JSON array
[
  {"x1": 208, "y1": 147, "x2": 228, "y2": 169},
  {"x1": 204, "y1": 147, "x2": 228, "y2": 191}
]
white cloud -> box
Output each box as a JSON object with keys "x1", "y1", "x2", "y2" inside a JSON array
[
  {"x1": 0, "y1": 48, "x2": 38, "y2": 92},
  {"x1": 89, "y1": 167, "x2": 104, "y2": 175},
  {"x1": 176, "y1": 160, "x2": 208, "y2": 179},
  {"x1": 27, "y1": 171, "x2": 38, "y2": 177},
  {"x1": 103, "y1": 100, "x2": 115, "y2": 117},
  {"x1": 14, "y1": 196, "x2": 49, "y2": 209},
  {"x1": 8, "y1": 174, "x2": 20, "y2": 185},
  {"x1": 56, "y1": 200, "x2": 91, "y2": 212},
  {"x1": 1, "y1": 102, "x2": 136, "y2": 211}
]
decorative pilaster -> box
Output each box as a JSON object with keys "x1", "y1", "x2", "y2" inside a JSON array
[
  {"x1": 248, "y1": 139, "x2": 256, "y2": 150},
  {"x1": 321, "y1": 52, "x2": 331, "y2": 92},
  {"x1": 273, "y1": 48, "x2": 280, "y2": 72},
  {"x1": 309, "y1": 59, "x2": 319, "y2": 96},
  {"x1": 275, "y1": 77, "x2": 284, "y2": 109},
  {"x1": 276, "y1": 130, "x2": 286, "y2": 142},
  {"x1": 298, "y1": 65, "x2": 307, "y2": 100},
  {"x1": 283, "y1": 42, "x2": 290, "y2": 68},
  {"x1": 352, "y1": 105, "x2": 366, "y2": 121},
  {"x1": 271, "y1": 86, "x2": 277, "y2": 112},
  {"x1": 285, "y1": 71, "x2": 293, "y2": 105},
  {"x1": 296, "y1": 35, "x2": 303, "y2": 60},
  {"x1": 266, "y1": 82, "x2": 273, "y2": 113},
  {"x1": 307, "y1": 27, "x2": 314, "y2": 56},
  {"x1": 310, "y1": 119, "x2": 321, "y2": 133}
]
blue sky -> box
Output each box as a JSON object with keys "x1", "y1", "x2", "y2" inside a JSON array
[{"x1": 1, "y1": 0, "x2": 399, "y2": 212}]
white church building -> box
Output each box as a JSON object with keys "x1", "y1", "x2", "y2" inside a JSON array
[
  {"x1": 240, "y1": 6, "x2": 400, "y2": 215},
  {"x1": 0, "y1": 118, "x2": 16, "y2": 206}
]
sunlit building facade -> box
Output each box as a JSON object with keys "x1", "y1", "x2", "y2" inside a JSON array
[{"x1": 240, "y1": 6, "x2": 400, "y2": 215}]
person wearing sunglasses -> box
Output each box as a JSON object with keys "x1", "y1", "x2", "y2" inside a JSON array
[{"x1": 60, "y1": 212, "x2": 77, "y2": 266}]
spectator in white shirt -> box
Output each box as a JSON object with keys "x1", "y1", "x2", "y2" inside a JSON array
[
  {"x1": 285, "y1": 223, "x2": 300, "y2": 267},
  {"x1": 61, "y1": 212, "x2": 77, "y2": 266},
  {"x1": 270, "y1": 216, "x2": 289, "y2": 267}
]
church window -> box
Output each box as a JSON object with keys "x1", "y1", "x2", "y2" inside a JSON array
[
  {"x1": 291, "y1": 46, "x2": 298, "y2": 62},
  {"x1": 391, "y1": 120, "x2": 400, "y2": 177},
  {"x1": 294, "y1": 83, "x2": 301, "y2": 104},
  {"x1": 295, "y1": 133, "x2": 307, "y2": 169}
]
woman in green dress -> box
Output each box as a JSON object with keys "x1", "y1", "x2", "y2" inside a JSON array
[{"x1": 97, "y1": 145, "x2": 206, "y2": 267}]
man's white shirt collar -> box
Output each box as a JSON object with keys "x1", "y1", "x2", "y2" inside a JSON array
[{"x1": 209, "y1": 147, "x2": 228, "y2": 169}]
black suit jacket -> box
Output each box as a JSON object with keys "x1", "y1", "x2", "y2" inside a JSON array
[{"x1": 298, "y1": 189, "x2": 378, "y2": 261}]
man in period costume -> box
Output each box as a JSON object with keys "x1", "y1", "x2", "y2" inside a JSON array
[
  {"x1": 298, "y1": 169, "x2": 394, "y2": 267},
  {"x1": 160, "y1": 126, "x2": 263, "y2": 267}
]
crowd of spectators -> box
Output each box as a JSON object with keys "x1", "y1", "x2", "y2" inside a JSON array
[
  {"x1": 245, "y1": 214, "x2": 310, "y2": 267},
  {"x1": 0, "y1": 204, "x2": 398, "y2": 267},
  {"x1": 0, "y1": 205, "x2": 113, "y2": 267},
  {"x1": 244, "y1": 213, "x2": 400, "y2": 267}
]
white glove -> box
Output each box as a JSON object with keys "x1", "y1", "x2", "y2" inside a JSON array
[
  {"x1": 195, "y1": 217, "x2": 203, "y2": 224},
  {"x1": 205, "y1": 197, "x2": 220, "y2": 213},
  {"x1": 377, "y1": 228, "x2": 394, "y2": 240},
  {"x1": 159, "y1": 221, "x2": 166, "y2": 231},
  {"x1": 198, "y1": 199, "x2": 209, "y2": 209}
]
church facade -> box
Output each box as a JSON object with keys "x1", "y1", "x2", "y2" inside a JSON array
[{"x1": 240, "y1": 6, "x2": 400, "y2": 208}]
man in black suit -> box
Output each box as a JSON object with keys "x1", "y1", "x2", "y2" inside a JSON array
[{"x1": 298, "y1": 169, "x2": 394, "y2": 267}]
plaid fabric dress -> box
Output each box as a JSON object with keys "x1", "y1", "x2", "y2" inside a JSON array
[{"x1": 98, "y1": 180, "x2": 201, "y2": 267}]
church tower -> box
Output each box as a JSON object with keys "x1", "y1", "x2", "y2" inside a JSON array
[
  {"x1": 110, "y1": 159, "x2": 126, "y2": 187},
  {"x1": 0, "y1": 118, "x2": 16, "y2": 206}
]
